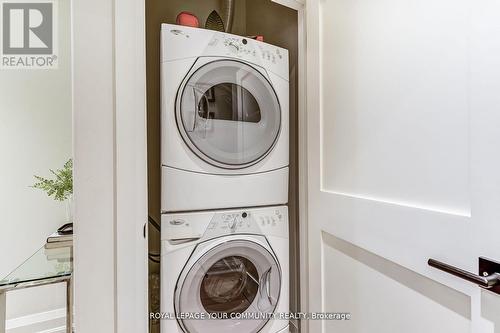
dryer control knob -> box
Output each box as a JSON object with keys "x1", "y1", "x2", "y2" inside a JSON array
[
  {"x1": 229, "y1": 218, "x2": 238, "y2": 231},
  {"x1": 227, "y1": 42, "x2": 239, "y2": 53}
]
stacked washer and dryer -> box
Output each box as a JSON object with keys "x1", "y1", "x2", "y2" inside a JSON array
[{"x1": 160, "y1": 23, "x2": 290, "y2": 333}]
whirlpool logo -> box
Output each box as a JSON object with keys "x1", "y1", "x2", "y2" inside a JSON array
[{"x1": 1, "y1": 0, "x2": 58, "y2": 69}]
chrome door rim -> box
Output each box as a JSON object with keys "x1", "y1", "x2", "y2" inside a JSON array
[
  {"x1": 175, "y1": 58, "x2": 282, "y2": 170},
  {"x1": 174, "y1": 237, "x2": 282, "y2": 333}
]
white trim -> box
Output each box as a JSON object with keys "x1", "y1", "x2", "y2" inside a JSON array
[
  {"x1": 296, "y1": 5, "x2": 309, "y2": 333},
  {"x1": 6, "y1": 308, "x2": 65, "y2": 333},
  {"x1": 36, "y1": 327, "x2": 65, "y2": 333},
  {"x1": 271, "y1": 0, "x2": 305, "y2": 11},
  {"x1": 73, "y1": 0, "x2": 148, "y2": 332},
  {"x1": 304, "y1": 1, "x2": 321, "y2": 333},
  {"x1": 73, "y1": 0, "x2": 117, "y2": 330},
  {"x1": 271, "y1": 1, "x2": 309, "y2": 332},
  {"x1": 114, "y1": 0, "x2": 149, "y2": 331}
]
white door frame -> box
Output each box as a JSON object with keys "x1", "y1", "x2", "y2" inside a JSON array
[
  {"x1": 273, "y1": 1, "x2": 309, "y2": 332},
  {"x1": 286, "y1": 2, "x2": 310, "y2": 333},
  {"x1": 73, "y1": 0, "x2": 148, "y2": 332}
]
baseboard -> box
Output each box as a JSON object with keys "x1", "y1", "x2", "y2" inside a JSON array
[
  {"x1": 36, "y1": 327, "x2": 66, "y2": 333},
  {"x1": 6, "y1": 308, "x2": 66, "y2": 333}
]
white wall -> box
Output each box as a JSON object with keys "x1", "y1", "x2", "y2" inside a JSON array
[{"x1": 0, "y1": 0, "x2": 71, "y2": 330}]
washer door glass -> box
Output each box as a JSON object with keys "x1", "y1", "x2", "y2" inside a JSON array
[
  {"x1": 177, "y1": 60, "x2": 281, "y2": 168},
  {"x1": 200, "y1": 255, "x2": 259, "y2": 314},
  {"x1": 176, "y1": 240, "x2": 281, "y2": 333}
]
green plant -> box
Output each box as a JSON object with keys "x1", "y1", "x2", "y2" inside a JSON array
[{"x1": 32, "y1": 159, "x2": 73, "y2": 201}]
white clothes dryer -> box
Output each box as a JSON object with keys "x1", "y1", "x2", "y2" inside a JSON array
[
  {"x1": 161, "y1": 205, "x2": 289, "y2": 333},
  {"x1": 161, "y1": 24, "x2": 289, "y2": 212}
]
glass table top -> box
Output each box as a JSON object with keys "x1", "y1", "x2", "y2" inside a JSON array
[{"x1": 0, "y1": 244, "x2": 72, "y2": 288}]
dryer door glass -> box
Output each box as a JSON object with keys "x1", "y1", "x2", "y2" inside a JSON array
[
  {"x1": 176, "y1": 239, "x2": 281, "y2": 333},
  {"x1": 178, "y1": 60, "x2": 281, "y2": 169}
]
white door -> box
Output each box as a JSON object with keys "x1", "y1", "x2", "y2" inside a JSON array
[{"x1": 305, "y1": 0, "x2": 500, "y2": 332}]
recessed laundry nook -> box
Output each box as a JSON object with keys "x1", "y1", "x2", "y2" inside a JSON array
[{"x1": 145, "y1": 1, "x2": 300, "y2": 332}]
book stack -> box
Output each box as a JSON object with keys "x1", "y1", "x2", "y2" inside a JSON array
[{"x1": 44, "y1": 231, "x2": 73, "y2": 249}]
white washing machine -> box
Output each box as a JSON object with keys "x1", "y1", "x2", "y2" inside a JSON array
[
  {"x1": 161, "y1": 205, "x2": 289, "y2": 333},
  {"x1": 161, "y1": 24, "x2": 289, "y2": 212}
]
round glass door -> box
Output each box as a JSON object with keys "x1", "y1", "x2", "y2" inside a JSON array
[
  {"x1": 200, "y1": 256, "x2": 259, "y2": 314},
  {"x1": 175, "y1": 239, "x2": 281, "y2": 333},
  {"x1": 176, "y1": 60, "x2": 281, "y2": 169}
]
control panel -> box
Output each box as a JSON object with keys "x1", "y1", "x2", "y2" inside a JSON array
[
  {"x1": 161, "y1": 23, "x2": 289, "y2": 81},
  {"x1": 222, "y1": 37, "x2": 257, "y2": 58},
  {"x1": 208, "y1": 212, "x2": 252, "y2": 232},
  {"x1": 206, "y1": 34, "x2": 287, "y2": 68},
  {"x1": 161, "y1": 206, "x2": 288, "y2": 242},
  {"x1": 257, "y1": 44, "x2": 284, "y2": 65}
]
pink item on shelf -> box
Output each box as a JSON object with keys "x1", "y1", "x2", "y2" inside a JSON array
[
  {"x1": 247, "y1": 35, "x2": 264, "y2": 42},
  {"x1": 176, "y1": 12, "x2": 200, "y2": 28}
]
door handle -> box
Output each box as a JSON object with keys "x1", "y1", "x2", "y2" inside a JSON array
[
  {"x1": 257, "y1": 267, "x2": 275, "y2": 311},
  {"x1": 428, "y1": 257, "x2": 500, "y2": 294}
]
